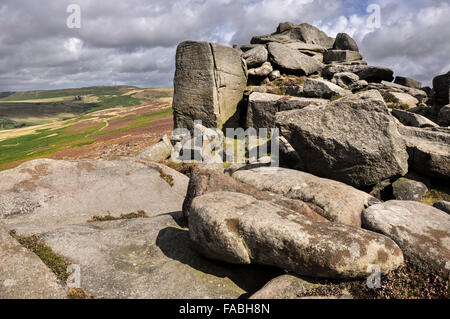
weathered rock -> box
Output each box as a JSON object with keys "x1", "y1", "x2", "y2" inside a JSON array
[
  {"x1": 137, "y1": 135, "x2": 173, "y2": 162},
  {"x1": 240, "y1": 44, "x2": 264, "y2": 52},
  {"x1": 246, "y1": 92, "x2": 328, "y2": 129},
  {"x1": 173, "y1": 41, "x2": 247, "y2": 131},
  {"x1": 242, "y1": 45, "x2": 268, "y2": 68},
  {"x1": 323, "y1": 50, "x2": 362, "y2": 64},
  {"x1": 398, "y1": 126, "x2": 450, "y2": 180},
  {"x1": 252, "y1": 23, "x2": 335, "y2": 49},
  {"x1": 391, "y1": 109, "x2": 438, "y2": 128},
  {"x1": 379, "y1": 81, "x2": 428, "y2": 102},
  {"x1": 434, "y1": 201, "x2": 450, "y2": 214},
  {"x1": 249, "y1": 274, "x2": 351, "y2": 299},
  {"x1": 330, "y1": 72, "x2": 368, "y2": 91},
  {"x1": 433, "y1": 71, "x2": 450, "y2": 106},
  {"x1": 323, "y1": 64, "x2": 394, "y2": 83},
  {"x1": 392, "y1": 177, "x2": 428, "y2": 201},
  {"x1": 394, "y1": 76, "x2": 422, "y2": 89},
  {"x1": 0, "y1": 159, "x2": 189, "y2": 231},
  {"x1": 269, "y1": 70, "x2": 281, "y2": 81},
  {"x1": 331, "y1": 72, "x2": 359, "y2": 88},
  {"x1": 183, "y1": 168, "x2": 327, "y2": 222},
  {"x1": 267, "y1": 42, "x2": 324, "y2": 75},
  {"x1": 276, "y1": 22, "x2": 296, "y2": 33},
  {"x1": 278, "y1": 136, "x2": 304, "y2": 171},
  {"x1": 6, "y1": 213, "x2": 278, "y2": 298},
  {"x1": 232, "y1": 167, "x2": 378, "y2": 227},
  {"x1": 389, "y1": 92, "x2": 419, "y2": 109},
  {"x1": 357, "y1": 66, "x2": 394, "y2": 83},
  {"x1": 190, "y1": 191, "x2": 403, "y2": 279},
  {"x1": 439, "y1": 105, "x2": 450, "y2": 126},
  {"x1": 302, "y1": 78, "x2": 352, "y2": 99},
  {"x1": 248, "y1": 61, "x2": 273, "y2": 77},
  {"x1": 362, "y1": 200, "x2": 450, "y2": 278},
  {"x1": 332, "y1": 33, "x2": 359, "y2": 52},
  {"x1": 285, "y1": 42, "x2": 326, "y2": 53},
  {"x1": 276, "y1": 93, "x2": 409, "y2": 187},
  {"x1": 0, "y1": 226, "x2": 66, "y2": 299}
]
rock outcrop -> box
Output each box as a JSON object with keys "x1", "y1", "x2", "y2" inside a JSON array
[
  {"x1": 137, "y1": 135, "x2": 173, "y2": 162},
  {"x1": 232, "y1": 167, "x2": 378, "y2": 226},
  {"x1": 172, "y1": 41, "x2": 247, "y2": 131},
  {"x1": 251, "y1": 22, "x2": 335, "y2": 49},
  {"x1": 276, "y1": 93, "x2": 409, "y2": 187},
  {"x1": 189, "y1": 191, "x2": 403, "y2": 279},
  {"x1": 433, "y1": 71, "x2": 450, "y2": 106},
  {"x1": 267, "y1": 42, "x2": 324, "y2": 75},
  {"x1": 398, "y1": 126, "x2": 450, "y2": 180},
  {"x1": 182, "y1": 168, "x2": 327, "y2": 222},
  {"x1": 246, "y1": 92, "x2": 328, "y2": 129},
  {"x1": 363, "y1": 201, "x2": 450, "y2": 278},
  {"x1": 394, "y1": 76, "x2": 422, "y2": 89}
]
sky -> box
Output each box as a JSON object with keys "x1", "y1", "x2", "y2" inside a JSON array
[{"x1": 0, "y1": 0, "x2": 449, "y2": 91}]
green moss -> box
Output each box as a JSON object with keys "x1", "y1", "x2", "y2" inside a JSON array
[
  {"x1": 9, "y1": 230, "x2": 71, "y2": 282},
  {"x1": 381, "y1": 91, "x2": 400, "y2": 104},
  {"x1": 159, "y1": 170, "x2": 174, "y2": 187},
  {"x1": 330, "y1": 94, "x2": 343, "y2": 101},
  {"x1": 88, "y1": 210, "x2": 148, "y2": 222},
  {"x1": 421, "y1": 189, "x2": 450, "y2": 205},
  {"x1": 67, "y1": 288, "x2": 95, "y2": 299},
  {"x1": 163, "y1": 161, "x2": 197, "y2": 178}
]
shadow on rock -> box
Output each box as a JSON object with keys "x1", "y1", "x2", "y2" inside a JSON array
[{"x1": 155, "y1": 226, "x2": 282, "y2": 296}]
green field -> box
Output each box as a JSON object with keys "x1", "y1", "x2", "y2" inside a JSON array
[
  {"x1": 0, "y1": 86, "x2": 163, "y2": 131},
  {"x1": 0, "y1": 107, "x2": 173, "y2": 169}
]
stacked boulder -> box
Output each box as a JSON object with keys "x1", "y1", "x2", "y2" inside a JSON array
[{"x1": 171, "y1": 21, "x2": 450, "y2": 295}]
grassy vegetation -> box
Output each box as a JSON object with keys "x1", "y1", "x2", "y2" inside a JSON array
[
  {"x1": 87, "y1": 210, "x2": 148, "y2": 222},
  {"x1": 0, "y1": 118, "x2": 25, "y2": 130},
  {"x1": 0, "y1": 122, "x2": 105, "y2": 167},
  {"x1": 9, "y1": 230, "x2": 71, "y2": 282},
  {"x1": 0, "y1": 86, "x2": 170, "y2": 131},
  {"x1": 0, "y1": 107, "x2": 173, "y2": 170},
  {"x1": 421, "y1": 189, "x2": 450, "y2": 205},
  {"x1": 294, "y1": 261, "x2": 449, "y2": 299},
  {"x1": 0, "y1": 86, "x2": 134, "y2": 101}
]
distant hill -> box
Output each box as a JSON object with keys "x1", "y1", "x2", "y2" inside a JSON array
[
  {"x1": 0, "y1": 87, "x2": 174, "y2": 171},
  {"x1": 0, "y1": 86, "x2": 173, "y2": 131}
]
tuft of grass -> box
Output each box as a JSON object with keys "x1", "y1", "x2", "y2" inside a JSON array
[
  {"x1": 87, "y1": 210, "x2": 148, "y2": 222},
  {"x1": 159, "y1": 170, "x2": 174, "y2": 187},
  {"x1": 163, "y1": 161, "x2": 197, "y2": 178},
  {"x1": 9, "y1": 230, "x2": 71, "y2": 282},
  {"x1": 330, "y1": 94, "x2": 343, "y2": 101},
  {"x1": 381, "y1": 91, "x2": 400, "y2": 104},
  {"x1": 345, "y1": 261, "x2": 449, "y2": 299},
  {"x1": 67, "y1": 288, "x2": 95, "y2": 299},
  {"x1": 297, "y1": 261, "x2": 449, "y2": 299},
  {"x1": 421, "y1": 189, "x2": 450, "y2": 205},
  {"x1": 71, "y1": 140, "x2": 95, "y2": 148}
]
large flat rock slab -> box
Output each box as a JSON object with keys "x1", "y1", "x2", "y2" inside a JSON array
[
  {"x1": 363, "y1": 201, "x2": 450, "y2": 278},
  {"x1": 189, "y1": 191, "x2": 403, "y2": 279},
  {"x1": 0, "y1": 159, "x2": 189, "y2": 231},
  {"x1": 232, "y1": 167, "x2": 377, "y2": 227},
  {"x1": 0, "y1": 226, "x2": 66, "y2": 299},
  {"x1": 7, "y1": 214, "x2": 276, "y2": 299}
]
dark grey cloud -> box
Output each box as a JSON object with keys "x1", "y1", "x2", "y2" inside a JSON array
[{"x1": 0, "y1": 0, "x2": 448, "y2": 91}]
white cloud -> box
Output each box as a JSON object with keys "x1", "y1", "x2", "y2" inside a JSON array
[{"x1": 0, "y1": 0, "x2": 448, "y2": 90}]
